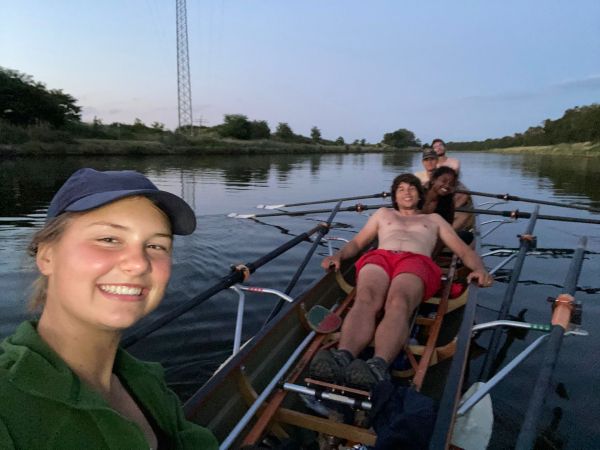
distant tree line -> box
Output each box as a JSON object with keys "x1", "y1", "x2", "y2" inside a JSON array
[
  {"x1": 447, "y1": 104, "x2": 600, "y2": 150},
  {"x1": 1, "y1": 66, "x2": 421, "y2": 149},
  {"x1": 209, "y1": 113, "x2": 369, "y2": 146}
]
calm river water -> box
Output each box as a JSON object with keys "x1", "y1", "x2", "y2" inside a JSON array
[{"x1": 1, "y1": 151, "x2": 599, "y2": 448}]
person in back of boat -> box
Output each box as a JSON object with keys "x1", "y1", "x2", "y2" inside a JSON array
[
  {"x1": 432, "y1": 138, "x2": 460, "y2": 173},
  {"x1": 415, "y1": 146, "x2": 439, "y2": 185},
  {"x1": 309, "y1": 173, "x2": 492, "y2": 390},
  {"x1": 422, "y1": 166, "x2": 474, "y2": 244},
  {"x1": 0, "y1": 168, "x2": 218, "y2": 449}
]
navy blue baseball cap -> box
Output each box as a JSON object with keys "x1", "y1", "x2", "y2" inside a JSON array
[{"x1": 47, "y1": 168, "x2": 197, "y2": 235}]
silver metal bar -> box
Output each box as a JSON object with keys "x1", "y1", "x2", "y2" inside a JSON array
[
  {"x1": 235, "y1": 285, "x2": 294, "y2": 303},
  {"x1": 229, "y1": 285, "x2": 295, "y2": 356},
  {"x1": 477, "y1": 201, "x2": 508, "y2": 210},
  {"x1": 323, "y1": 236, "x2": 349, "y2": 256},
  {"x1": 229, "y1": 286, "x2": 246, "y2": 355},
  {"x1": 283, "y1": 383, "x2": 372, "y2": 410},
  {"x1": 472, "y1": 320, "x2": 552, "y2": 333},
  {"x1": 481, "y1": 249, "x2": 517, "y2": 258},
  {"x1": 488, "y1": 252, "x2": 519, "y2": 276},
  {"x1": 458, "y1": 334, "x2": 548, "y2": 415},
  {"x1": 480, "y1": 219, "x2": 513, "y2": 238}
]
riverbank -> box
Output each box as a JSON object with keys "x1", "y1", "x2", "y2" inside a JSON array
[
  {"x1": 4, "y1": 135, "x2": 597, "y2": 158},
  {"x1": 484, "y1": 141, "x2": 600, "y2": 156},
  {"x1": 0, "y1": 137, "x2": 408, "y2": 157}
]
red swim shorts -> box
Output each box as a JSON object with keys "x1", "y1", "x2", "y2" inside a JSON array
[{"x1": 355, "y1": 249, "x2": 442, "y2": 300}]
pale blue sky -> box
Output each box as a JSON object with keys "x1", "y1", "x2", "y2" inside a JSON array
[{"x1": 1, "y1": 1, "x2": 599, "y2": 143}]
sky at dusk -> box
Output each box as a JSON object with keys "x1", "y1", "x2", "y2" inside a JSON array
[{"x1": 1, "y1": 0, "x2": 599, "y2": 143}]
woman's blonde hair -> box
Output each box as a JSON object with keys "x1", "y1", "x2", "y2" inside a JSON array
[{"x1": 27, "y1": 213, "x2": 77, "y2": 311}]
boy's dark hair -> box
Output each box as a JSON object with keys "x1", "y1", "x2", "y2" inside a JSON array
[
  {"x1": 431, "y1": 138, "x2": 445, "y2": 146},
  {"x1": 391, "y1": 173, "x2": 424, "y2": 211}
]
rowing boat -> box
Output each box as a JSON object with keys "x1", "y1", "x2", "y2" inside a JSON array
[
  {"x1": 183, "y1": 252, "x2": 475, "y2": 449},
  {"x1": 179, "y1": 202, "x2": 483, "y2": 449},
  {"x1": 126, "y1": 192, "x2": 590, "y2": 449}
]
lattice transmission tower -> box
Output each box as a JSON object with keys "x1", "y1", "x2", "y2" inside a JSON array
[{"x1": 176, "y1": 0, "x2": 193, "y2": 133}]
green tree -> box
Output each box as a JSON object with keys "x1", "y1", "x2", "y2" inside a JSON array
[
  {"x1": 0, "y1": 66, "x2": 81, "y2": 128},
  {"x1": 382, "y1": 128, "x2": 420, "y2": 148},
  {"x1": 249, "y1": 120, "x2": 271, "y2": 139},
  {"x1": 219, "y1": 114, "x2": 252, "y2": 139},
  {"x1": 335, "y1": 136, "x2": 345, "y2": 145},
  {"x1": 275, "y1": 122, "x2": 294, "y2": 141},
  {"x1": 310, "y1": 126, "x2": 321, "y2": 142},
  {"x1": 360, "y1": 138, "x2": 366, "y2": 145},
  {"x1": 151, "y1": 121, "x2": 165, "y2": 131}
]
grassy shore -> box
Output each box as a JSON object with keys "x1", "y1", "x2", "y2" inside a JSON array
[
  {"x1": 0, "y1": 137, "x2": 407, "y2": 157},
  {"x1": 484, "y1": 141, "x2": 600, "y2": 156}
]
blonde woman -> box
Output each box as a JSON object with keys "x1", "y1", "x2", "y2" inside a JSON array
[{"x1": 0, "y1": 168, "x2": 218, "y2": 449}]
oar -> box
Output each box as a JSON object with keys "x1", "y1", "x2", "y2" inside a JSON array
[
  {"x1": 229, "y1": 203, "x2": 389, "y2": 219},
  {"x1": 232, "y1": 204, "x2": 600, "y2": 224},
  {"x1": 256, "y1": 192, "x2": 390, "y2": 209},
  {"x1": 457, "y1": 189, "x2": 600, "y2": 213},
  {"x1": 515, "y1": 236, "x2": 587, "y2": 449},
  {"x1": 262, "y1": 201, "x2": 343, "y2": 325},
  {"x1": 456, "y1": 207, "x2": 600, "y2": 225},
  {"x1": 480, "y1": 206, "x2": 540, "y2": 380}
]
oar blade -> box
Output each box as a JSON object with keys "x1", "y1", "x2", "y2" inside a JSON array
[
  {"x1": 306, "y1": 305, "x2": 342, "y2": 334},
  {"x1": 256, "y1": 204, "x2": 286, "y2": 209},
  {"x1": 452, "y1": 382, "x2": 494, "y2": 450},
  {"x1": 227, "y1": 213, "x2": 256, "y2": 219}
]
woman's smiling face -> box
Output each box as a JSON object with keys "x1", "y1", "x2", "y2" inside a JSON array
[
  {"x1": 431, "y1": 173, "x2": 457, "y2": 197},
  {"x1": 37, "y1": 196, "x2": 173, "y2": 332}
]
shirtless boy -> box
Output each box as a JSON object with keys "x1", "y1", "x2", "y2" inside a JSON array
[
  {"x1": 432, "y1": 138, "x2": 461, "y2": 173},
  {"x1": 309, "y1": 173, "x2": 492, "y2": 389}
]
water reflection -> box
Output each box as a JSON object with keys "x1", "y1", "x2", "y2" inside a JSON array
[
  {"x1": 517, "y1": 154, "x2": 600, "y2": 205},
  {"x1": 0, "y1": 153, "x2": 383, "y2": 219},
  {"x1": 382, "y1": 150, "x2": 413, "y2": 169},
  {"x1": 3, "y1": 151, "x2": 599, "y2": 223}
]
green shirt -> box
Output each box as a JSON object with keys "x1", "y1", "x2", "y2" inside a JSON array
[{"x1": 0, "y1": 321, "x2": 218, "y2": 449}]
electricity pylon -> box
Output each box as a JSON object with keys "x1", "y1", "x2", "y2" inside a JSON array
[{"x1": 176, "y1": 0, "x2": 193, "y2": 134}]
